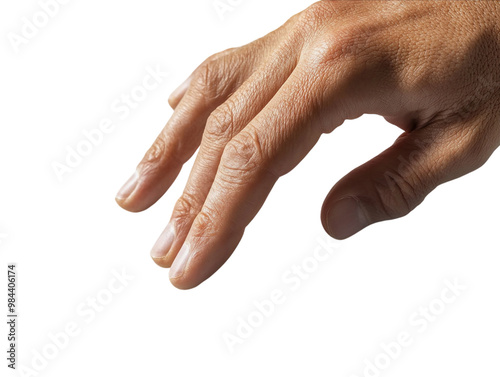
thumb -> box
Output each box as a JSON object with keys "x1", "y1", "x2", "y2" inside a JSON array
[{"x1": 321, "y1": 121, "x2": 494, "y2": 239}]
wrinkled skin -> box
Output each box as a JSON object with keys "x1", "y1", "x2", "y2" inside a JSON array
[{"x1": 116, "y1": 1, "x2": 500, "y2": 289}]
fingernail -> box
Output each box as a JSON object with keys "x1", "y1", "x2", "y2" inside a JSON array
[
  {"x1": 116, "y1": 171, "x2": 139, "y2": 200},
  {"x1": 169, "y1": 243, "x2": 190, "y2": 279},
  {"x1": 151, "y1": 223, "x2": 176, "y2": 259},
  {"x1": 169, "y1": 77, "x2": 191, "y2": 103},
  {"x1": 326, "y1": 196, "x2": 369, "y2": 239}
]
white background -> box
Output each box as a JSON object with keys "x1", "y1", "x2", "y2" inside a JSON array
[{"x1": 1, "y1": 1, "x2": 500, "y2": 376}]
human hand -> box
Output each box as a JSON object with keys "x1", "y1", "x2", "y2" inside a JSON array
[{"x1": 116, "y1": 1, "x2": 500, "y2": 289}]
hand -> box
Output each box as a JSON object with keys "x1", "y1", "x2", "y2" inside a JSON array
[{"x1": 116, "y1": 1, "x2": 500, "y2": 289}]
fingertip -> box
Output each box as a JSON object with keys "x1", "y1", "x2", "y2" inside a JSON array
[
  {"x1": 115, "y1": 165, "x2": 183, "y2": 213},
  {"x1": 168, "y1": 96, "x2": 181, "y2": 110},
  {"x1": 169, "y1": 270, "x2": 206, "y2": 290},
  {"x1": 151, "y1": 256, "x2": 172, "y2": 269},
  {"x1": 169, "y1": 257, "x2": 201, "y2": 290},
  {"x1": 168, "y1": 77, "x2": 192, "y2": 109},
  {"x1": 114, "y1": 194, "x2": 150, "y2": 213},
  {"x1": 322, "y1": 196, "x2": 369, "y2": 240},
  {"x1": 115, "y1": 171, "x2": 152, "y2": 212},
  {"x1": 150, "y1": 223, "x2": 176, "y2": 267},
  {"x1": 115, "y1": 171, "x2": 139, "y2": 201},
  {"x1": 167, "y1": 242, "x2": 221, "y2": 290}
]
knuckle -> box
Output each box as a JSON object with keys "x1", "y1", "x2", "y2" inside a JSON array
[
  {"x1": 173, "y1": 192, "x2": 202, "y2": 221},
  {"x1": 140, "y1": 135, "x2": 169, "y2": 175},
  {"x1": 191, "y1": 50, "x2": 237, "y2": 99},
  {"x1": 445, "y1": 121, "x2": 494, "y2": 173},
  {"x1": 219, "y1": 131, "x2": 265, "y2": 184},
  {"x1": 204, "y1": 48, "x2": 235, "y2": 65},
  {"x1": 140, "y1": 133, "x2": 183, "y2": 175},
  {"x1": 204, "y1": 101, "x2": 236, "y2": 143},
  {"x1": 291, "y1": 2, "x2": 332, "y2": 42},
  {"x1": 464, "y1": 133, "x2": 492, "y2": 170},
  {"x1": 298, "y1": 2, "x2": 333, "y2": 28},
  {"x1": 192, "y1": 62, "x2": 223, "y2": 99},
  {"x1": 424, "y1": 120, "x2": 490, "y2": 177},
  {"x1": 191, "y1": 207, "x2": 219, "y2": 239},
  {"x1": 307, "y1": 25, "x2": 373, "y2": 68},
  {"x1": 192, "y1": 62, "x2": 218, "y2": 96},
  {"x1": 376, "y1": 165, "x2": 425, "y2": 220}
]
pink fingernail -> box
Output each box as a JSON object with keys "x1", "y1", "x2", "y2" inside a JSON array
[
  {"x1": 169, "y1": 243, "x2": 190, "y2": 279},
  {"x1": 151, "y1": 223, "x2": 176, "y2": 259},
  {"x1": 116, "y1": 171, "x2": 139, "y2": 200}
]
